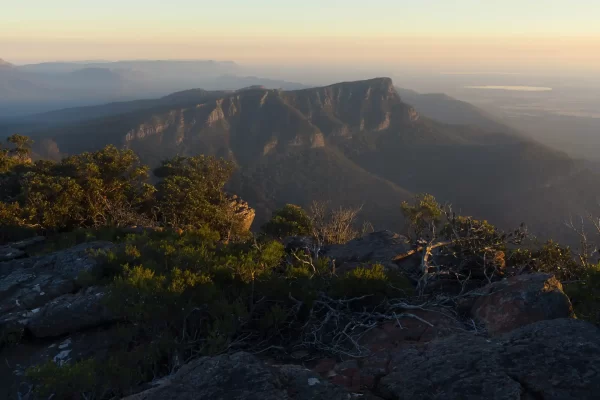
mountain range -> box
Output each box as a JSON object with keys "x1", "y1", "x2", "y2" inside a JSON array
[
  {"x1": 4, "y1": 77, "x2": 598, "y2": 241},
  {"x1": 0, "y1": 59, "x2": 307, "y2": 117}
]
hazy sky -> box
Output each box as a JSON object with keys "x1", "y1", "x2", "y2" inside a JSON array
[{"x1": 2, "y1": 0, "x2": 600, "y2": 72}]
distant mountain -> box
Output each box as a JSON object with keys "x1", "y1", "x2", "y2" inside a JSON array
[
  {"x1": 396, "y1": 87, "x2": 514, "y2": 133},
  {"x1": 0, "y1": 60, "x2": 307, "y2": 117},
  {"x1": 17, "y1": 59, "x2": 240, "y2": 75},
  {"x1": 0, "y1": 58, "x2": 13, "y2": 68},
  {"x1": 19, "y1": 78, "x2": 600, "y2": 240}
]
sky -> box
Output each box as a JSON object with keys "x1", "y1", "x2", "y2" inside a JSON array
[{"x1": 2, "y1": 0, "x2": 600, "y2": 72}]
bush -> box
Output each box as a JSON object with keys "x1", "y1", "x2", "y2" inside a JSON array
[
  {"x1": 0, "y1": 138, "x2": 251, "y2": 240},
  {"x1": 563, "y1": 263, "x2": 600, "y2": 324},
  {"x1": 26, "y1": 359, "x2": 99, "y2": 399},
  {"x1": 262, "y1": 204, "x2": 312, "y2": 238}
]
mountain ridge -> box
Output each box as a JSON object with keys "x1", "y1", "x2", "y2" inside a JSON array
[{"x1": 13, "y1": 77, "x2": 599, "y2": 240}]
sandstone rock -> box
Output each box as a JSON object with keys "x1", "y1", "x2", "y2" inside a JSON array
[
  {"x1": 227, "y1": 195, "x2": 256, "y2": 232},
  {"x1": 27, "y1": 286, "x2": 115, "y2": 338},
  {"x1": 0, "y1": 241, "x2": 114, "y2": 315},
  {"x1": 123, "y1": 352, "x2": 350, "y2": 400},
  {"x1": 378, "y1": 318, "x2": 600, "y2": 400},
  {"x1": 471, "y1": 273, "x2": 574, "y2": 335},
  {"x1": 323, "y1": 230, "x2": 415, "y2": 273}
]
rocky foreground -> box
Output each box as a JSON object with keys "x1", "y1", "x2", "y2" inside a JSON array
[{"x1": 0, "y1": 232, "x2": 599, "y2": 399}]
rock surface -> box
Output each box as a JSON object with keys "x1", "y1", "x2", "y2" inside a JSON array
[
  {"x1": 26, "y1": 286, "x2": 115, "y2": 338},
  {"x1": 227, "y1": 195, "x2": 256, "y2": 232},
  {"x1": 0, "y1": 241, "x2": 114, "y2": 316},
  {"x1": 123, "y1": 319, "x2": 600, "y2": 400},
  {"x1": 0, "y1": 241, "x2": 116, "y2": 351},
  {"x1": 0, "y1": 236, "x2": 45, "y2": 262},
  {"x1": 378, "y1": 318, "x2": 600, "y2": 400},
  {"x1": 470, "y1": 273, "x2": 574, "y2": 335},
  {"x1": 0, "y1": 242, "x2": 120, "y2": 399},
  {"x1": 123, "y1": 352, "x2": 350, "y2": 400},
  {"x1": 323, "y1": 230, "x2": 415, "y2": 273}
]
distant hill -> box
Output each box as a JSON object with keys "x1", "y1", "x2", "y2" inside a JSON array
[{"x1": 18, "y1": 77, "x2": 600, "y2": 240}]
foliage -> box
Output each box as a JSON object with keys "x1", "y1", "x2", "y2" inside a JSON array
[
  {"x1": 154, "y1": 155, "x2": 247, "y2": 239},
  {"x1": 26, "y1": 359, "x2": 99, "y2": 399},
  {"x1": 564, "y1": 263, "x2": 600, "y2": 324},
  {"x1": 0, "y1": 134, "x2": 33, "y2": 172},
  {"x1": 0, "y1": 136, "x2": 248, "y2": 243},
  {"x1": 400, "y1": 193, "x2": 527, "y2": 292},
  {"x1": 13, "y1": 139, "x2": 600, "y2": 399},
  {"x1": 401, "y1": 193, "x2": 442, "y2": 239},
  {"x1": 332, "y1": 264, "x2": 414, "y2": 300},
  {"x1": 261, "y1": 204, "x2": 312, "y2": 238},
  {"x1": 21, "y1": 223, "x2": 419, "y2": 398}
]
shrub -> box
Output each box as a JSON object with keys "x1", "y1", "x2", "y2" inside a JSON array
[
  {"x1": 262, "y1": 204, "x2": 312, "y2": 238},
  {"x1": 26, "y1": 359, "x2": 98, "y2": 399}
]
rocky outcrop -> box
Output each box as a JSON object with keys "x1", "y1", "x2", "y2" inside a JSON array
[
  {"x1": 26, "y1": 286, "x2": 115, "y2": 338},
  {"x1": 0, "y1": 241, "x2": 115, "y2": 350},
  {"x1": 123, "y1": 352, "x2": 350, "y2": 400},
  {"x1": 0, "y1": 235, "x2": 595, "y2": 400},
  {"x1": 312, "y1": 309, "x2": 464, "y2": 392},
  {"x1": 227, "y1": 195, "x2": 256, "y2": 232},
  {"x1": 379, "y1": 318, "x2": 600, "y2": 400},
  {"x1": 0, "y1": 242, "x2": 120, "y2": 399},
  {"x1": 470, "y1": 273, "x2": 574, "y2": 335},
  {"x1": 122, "y1": 319, "x2": 600, "y2": 400},
  {"x1": 0, "y1": 236, "x2": 45, "y2": 262},
  {"x1": 322, "y1": 230, "x2": 415, "y2": 274},
  {"x1": 0, "y1": 241, "x2": 114, "y2": 316}
]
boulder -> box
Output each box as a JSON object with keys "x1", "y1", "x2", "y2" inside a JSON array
[
  {"x1": 26, "y1": 286, "x2": 115, "y2": 338},
  {"x1": 323, "y1": 231, "x2": 415, "y2": 273},
  {"x1": 470, "y1": 273, "x2": 574, "y2": 335},
  {"x1": 123, "y1": 352, "x2": 350, "y2": 400},
  {"x1": 379, "y1": 318, "x2": 600, "y2": 400}
]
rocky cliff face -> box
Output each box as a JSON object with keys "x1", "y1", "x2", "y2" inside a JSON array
[
  {"x1": 281, "y1": 77, "x2": 418, "y2": 136},
  {"x1": 121, "y1": 78, "x2": 417, "y2": 167}
]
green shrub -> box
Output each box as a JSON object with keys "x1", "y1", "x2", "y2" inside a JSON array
[
  {"x1": 26, "y1": 359, "x2": 99, "y2": 399},
  {"x1": 564, "y1": 263, "x2": 600, "y2": 324},
  {"x1": 261, "y1": 204, "x2": 312, "y2": 238}
]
